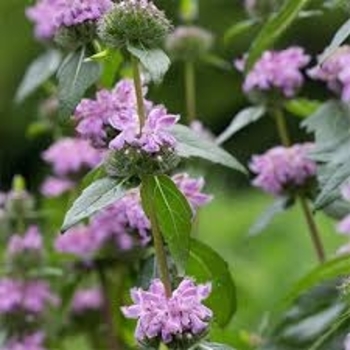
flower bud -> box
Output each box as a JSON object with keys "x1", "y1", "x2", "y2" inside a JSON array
[
  {"x1": 105, "y1": 146, "x2": 180, "y2": 178},
  {"x1": 98, "y1": 0, "x2": 172, "y2": 50},
  {"x1": 166, "y1": 26, "x2": 214, "y2": 62}
]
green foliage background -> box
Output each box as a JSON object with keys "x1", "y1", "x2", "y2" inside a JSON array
[{"x1": 0, "y1": 1, "x2": 349, "y2": 348}]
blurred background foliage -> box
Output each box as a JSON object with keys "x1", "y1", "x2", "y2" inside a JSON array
[{"x1": 0, "y1": 0, "x2": 349, "y2": 348}]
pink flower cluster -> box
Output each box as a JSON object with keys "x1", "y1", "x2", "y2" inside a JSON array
[
  {"x1": 249, "y1": 143, "x2": 317, "y2": 196},
  {"x1": 3, "y1": 332, "x2": 46, "y2": 350},
  {"x1": 41, "y1": 137, "x2": 102, "y2": 197},
  {"x1": 236, "y1": 47, "x2": 310, "y2": 97},
  {"x1": 75, "y1": 79, "x2": 179, "y2": 153},
  {"x1": 26, "y1": 0, "x2": 113, "y2": 40},
  {"x1": 55, "y1": 174, "x2": 212, "y2": 259},
  {"x1": 122, "y1": 278, "x2": 213, "y2": 343},
  {"x1": 7, "y1": 226, "x2": 43, "y2": 258},
  {"x1": 308, "y1": 46, "x2": 350, "y2": 101},
  {"x1": 71, "y1": 287, "x2": 103, "y2": 314},
  {"x1": 0, "y1": 279, "x2": 59, "y2": 314}
]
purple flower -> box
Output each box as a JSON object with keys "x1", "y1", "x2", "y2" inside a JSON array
[
  {"x1": 122, "y1": 278, "x2": 212, "y2": 343},
  {"x1": 40, "y1": 176, "x2": 74, "y2": 197},
  {"x1": 3, "y1": 332, "x2": 46, "y2": 350},
  {"x1": 71, "y1": 287, "x2": 103, "y2": 314},
  {"x1": 7, "y1": 226, "x2": 43, "y2": 258},
  {"x1": 42, "y1": 138, "x2": 102, "y2": 177},
  {"x1": 55, "y1": 225, "x2": 101, "y2": 259},
  {"x1": 26, "y1": 0, "x2": 112, "y2": 40},
  {"x1": 0, "y1": 279, "x2": 59, "y2": 315},
  {"x1": 308, "y1": 46, "x2": 350, "y2": 102},
  {"x1": 236, "y1": 47, "x2": 310, "y2": 97},
  {"x1": 172, "y1": 173, "x2": 213, "y2": 211},
  {"x1": 249, "y1": 143, "x2": 316, "y2": 196},
  {"x1": 90, "y1": 191, "x2": 151, "y2": 250}
]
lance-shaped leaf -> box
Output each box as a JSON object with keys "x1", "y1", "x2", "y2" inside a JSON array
[
  {"x1": 57, "y1": 47, "x2": 101, "y2": 120},
  {"x1": 245, "y1": 0, "x2": 312, "y2": 72},
  {"x1": 224, "y1": 19, "x2": 258, "y2": 45},
  {"x1": 319, "y1": 18, "x2": 350, "y2": 64},
  {"x1": 141, "y1": 175, "x2": 192, "y2": 273},
  {"x1": 15, "y1": 50, "x2": 62, "y2": 103},
  {"x1": 186, "y1": 239, "x2": 237, "y2": 327},
  {"x1": 249, "y1": 197, "x2": 290, "y2": 236},
  {"x1": 62, "y1": 177, "x2": 129, "y2": 232},
  {"x1": 127, "y1": 45, "x2": 170, "y2": 83},
  {"x1": 284, "y1": 98, "x2": 322, "y2": 118},
  {"x1": 195, "y1": 342, "x2": 236, "y2": 350},
  {"x1": 216, "y1": 106, "x2": 266, "y2": 145},
  {"x1": 172, "y1": 125, "x2": 246, "y2": 173}
]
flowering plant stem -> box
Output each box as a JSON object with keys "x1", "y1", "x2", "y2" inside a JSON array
[
  {"x1": 131, "y1": 56, "x2": 146, "y2": 130},
  {"x1": 185, "y1": 61, "x2": 196, "y2": 123},
  {"x1": 96, "y1": 266, "x2": 122, "y2": 350},
  {"x1": 147, "y1": 201, "x2": 173, "y2": 298},
  {"x1": 273, "y1": 108, "x2": 326, "y2": 264}
]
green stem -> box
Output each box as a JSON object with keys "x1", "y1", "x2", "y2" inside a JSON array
[
  {"x1": 131, "y1": 56, "x2": 146, "y2": 131},
  {"x1": 273, "y1": 108, "x2": 326, "y2": 264},
  {"x1": 148, "y1": 204, "x2": 173, "y2": 298},
  {"x1": 96, "y1": 266, "x2": 122, "y2": 350},
  {"x1": 184, "y1": 61, "x2": 196, "y2": 124},
  {"x1": 273, "y1": 108, "x2": 291, "y2": 146},
  {"x1": 298, "y1": 196, "x2": 326, "y2": 263}
]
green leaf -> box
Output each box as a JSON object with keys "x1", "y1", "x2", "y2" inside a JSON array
[
  {"x1": 186, "y1": 239, "x2": 237, "y2": 327},
  {"x1": 101, "y1": 50, "x2": 123, "y2": 88},
  {"x1": 284, "y1": 99, "x2": 322, "y2": 118},
  {"x1": 283, "y1": 255, "x2": 350, "y2": 308},
  {"x1": 127, "y1": 45, "x2": 171, "y2": 83},
  {"x1": 224, "y1": 19, "x2": 258, "y2": 45},
  {"x1": 249, "y1": 197, "x2": 289, "y2": 236},
  {"x1": 319, "y1": 18, "x2": 350, "y2": 64},
  {"x1": 216, "y1": 106, "x2": 266, "y2": 145},
  {"x1": 141, "y1": 175, "x2": 192, "y2": 273},
  {"x1": 196, "y1": 342, "x2": 236, "y2": 350},
  {"x1": 200, "y1": 55, "x2": 232, "y2": 71},
  {"x1": 61, "y1": 177, "x2": 129, "y2": 232},
  {"x1": 180, "y1": 0, "x2": 199, "y2": 22},
  {"x1": 15, "y1": 50, "x2": 62, "y2": 103},
  {"x1": 245, "y1": 0, "x2": 312, "y2": 72},
  {"x1": 57, "y1": 47, "x2": 101, "y2": 120},
  {"x1": 172, "y1": 124, "x2": 246, "y2": 173}
]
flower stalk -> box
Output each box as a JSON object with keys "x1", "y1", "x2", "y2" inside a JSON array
[
  {"x1": 273, "y1": 108, "x2": 326, "y2": 264},
  {"x1": 185, "y1": 61, "x2": 196, "y2": 123}
]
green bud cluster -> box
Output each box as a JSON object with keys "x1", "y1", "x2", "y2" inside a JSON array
[{"x1": 98, "y1": 0, "x2": 172, "y2": 50}]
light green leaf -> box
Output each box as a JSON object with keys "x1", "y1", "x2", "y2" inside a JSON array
[
  {"x1": 245, "y1": 0, "x2": 312, "y2": 72},
  {"x1": 57, "y1": 47, "x2": 101, "y2": 120},
  {"x1": 216, "y1": 106, "x2": 266, "y2": 145},
  {"x1": 15, "y1": 50, "x2": 62, "y2": 103},
  {"x1": 224, "y1": 19, "x2": 258, "y2": 45},
  {"x1": 180, "y1": 0, "x2": 198, "y2": 22},
  {"x1": 62, "y1": 177, "x2": 129, "y2": 232},
  {"x1": 319, "y1": 18, "x2": 350, "y2": 64},
  {"x1": 249, "y1": 197, "x2": 290, "y2": 236},
  {"x1": 186, "y1": 239, "x2": 237, "y2": 327},
  {"x1": 141, "y1": 175, "x2": 192, "y2": 273},
  {"x1": 172, "y1": 124, "x2": 246, "y2": 173},
  {"x1": 127, "y1": 45, "x2": 171, "y2": 83},
  {"x1": 195, "y1": 342, "x2": 236, "y2": 350},
  {"x1": 284, "y1": 98, "x2": 322, "y2": 118}
]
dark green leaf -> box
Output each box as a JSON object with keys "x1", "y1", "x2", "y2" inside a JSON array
[
  {"x1": 62, "y1": 177, "x2": 129, "y2": 232},
  {"x1": 319, "y1": 18, "x2": 350, "y2": 64},
  {"x1": 224, "y1": 19, "x2": 258, "y2": 45},
  {"x1": 284, "y1": 99, "x2": 322, "y2": 118},
  {"x1": 172, "y1": 125, "x2": 246, "y2": 173},
  {"x1": 186, "y1": 239, "x2": 237, "y2": 327},
  {"x1": 127, "y1": 45, "x2": 170, "y2": 83},
  {"x1": 245, "y1": 0, "x2": 312, "y2": 72},
  {"x1": 196, "y1": 342, "x2": 236, "y2": 350},
  {"x1": 141, "y1": 175, "x2": 192, "y2": 273},
  {"x1": 57, "y1": 47, "x2": 101, "y2": 120},
  {"x1": 15, "y1": 50, "x2": 62, "y2": 103},
  {"x1": 216, "y1": 106, "x2": 266, "y2": 145},
  {"x1": 283, "y1": 255, "x2": 350, "y2": 308},
  {"x1": 249, "y1": 197, "x2": 289, "y2": 236}
]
